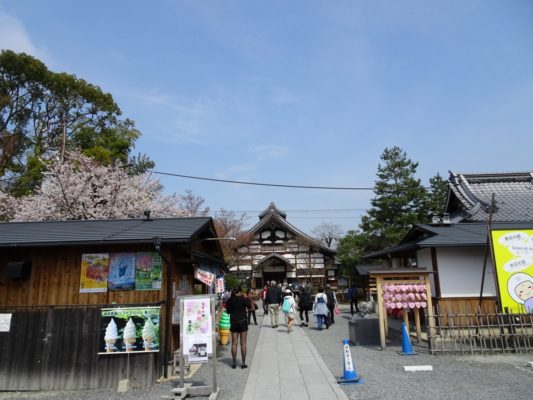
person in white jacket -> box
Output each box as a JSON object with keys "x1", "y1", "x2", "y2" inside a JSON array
[
  {"x1": 281, "y1": 290, "x2": 297, "y2": 332},
  {"x1": 313, "y1": 287, "x2": 330, "y2": 330}
]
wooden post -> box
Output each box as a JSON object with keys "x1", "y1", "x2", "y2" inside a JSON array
[
  {"x1": 414, "y1": 308, "x2": 421, "y2": 343},
  {"x1": 425, "y1": 279, "x2": 436, "y2": 341},
  {"x1": 376, "y1": 276, "x2": 386, "y2": 349},
  {"x1": 403, "y1": 308, "x2": 409, "y2": 334}
]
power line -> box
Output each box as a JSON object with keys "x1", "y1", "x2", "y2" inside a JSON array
[
  {"x1": 210, "y1": 208, "x2": 368, "y2": 213},
  {"x1": 152, "y1": 171, "x2": 374, "y2": 191}
]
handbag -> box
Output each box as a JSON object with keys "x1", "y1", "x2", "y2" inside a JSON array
[{"x1": 334, "y1": 305, "x2": 340, "y2": 315}]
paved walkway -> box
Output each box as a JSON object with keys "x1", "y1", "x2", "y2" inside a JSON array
[{"x1": 242, "y1": 313, "x2": 348, "y2": 400}]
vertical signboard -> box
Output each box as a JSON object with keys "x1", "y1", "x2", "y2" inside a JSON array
[
  {"x1": 491, "y1": 229, "x2": 533, "y2": 313},
  {"x1": 181, "y1": 296, "x2": 213, "y2": 363}
]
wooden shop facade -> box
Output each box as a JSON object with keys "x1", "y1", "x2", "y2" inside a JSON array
[{"x1": 0, "y1": 216, "x2": 225, "y2": 391}]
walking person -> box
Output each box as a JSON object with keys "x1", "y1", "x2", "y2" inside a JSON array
[
  {"x1": 246, "y1": 289, "x2": 258, "y2": 325},
  {"x1": 348, "y1": 285, "x2": 360, "y2": 316},
  {"x1": 265, "y1": 280, "x2": 282, "y2": 328},
  {"x1": 325, "y1": 284, "x2": 338, "y2": 324},
  {"x1": 298, "y1": 283, "x2": 312, "y2": 327},
  {"x1": 313, "y1": 287, "x2": 329, "y2": 330},
  {"x1": 260, "y1": 284, "x2": 268, "y2": 315},
  {"x1": 281, "y1": 289, "x2": 297, "y2": 332},
  {"x1": 224, "y1": 286, "x2": 251, "y2": 369}
]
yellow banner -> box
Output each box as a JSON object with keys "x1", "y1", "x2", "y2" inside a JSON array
[{"x1": 491, "y1": 230, "x2": 533, "y2": 313}]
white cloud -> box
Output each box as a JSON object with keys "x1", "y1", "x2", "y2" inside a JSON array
[
  {"x1": 248, "y1": 144, "x2": 288, "y2": 160},
  {"x1": 0, "y1": 8, "x2": 50, "y2": 62}
]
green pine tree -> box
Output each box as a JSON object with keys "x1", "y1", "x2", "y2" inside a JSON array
[{"x1": 359, "y1": 146, "x2": 427, "y2": 251}]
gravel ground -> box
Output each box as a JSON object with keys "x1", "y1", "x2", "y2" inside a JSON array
[
  {"x1": 305, "y1": 305, "x2": 533, "y2": 400},
  {"x1": 2, "y1": 304, "x2": 533, "y2": 400}
]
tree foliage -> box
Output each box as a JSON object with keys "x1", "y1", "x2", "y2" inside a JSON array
[
  {"x1": 359, "y1": 146, "x2": 427, "y2": 251},
  {"x1": 213, "y1": 208, "x2": 251, "y2": 266},
  {"x1": 424, "y1": 173, "x2": 449, "y2": 216},
  {"x1": 0, "y1": 50, "x2": 152, "y2": 196},
  {"x1": 312, "y1": 222, "x2": 343, "y2": 249},
  {"x1": 337, "y1": 146, "x2": 450, "y2": 271},
  {"x1": 3, "y1": 151, "x2": 180, "y2": 221}
]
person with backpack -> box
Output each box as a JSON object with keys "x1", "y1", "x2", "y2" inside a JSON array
[
  {"x1": 313, "y1": 287, "x2": 329, "y2": 330},
  {"x1": 325, "y1": 284, "x2": 338, "y2": 324},
  {"x1": 348, "y1": 285, "x2": 360, "y2": 316},
  {"x1": 281, "y1": 289, "x2": 297, "y2": 332},
  {"x1": 298, "y1": 283, "x2": 312, "y2": 327},
  {"x1": 265, "y1": 280, "x2": 283, "y2": 328}
]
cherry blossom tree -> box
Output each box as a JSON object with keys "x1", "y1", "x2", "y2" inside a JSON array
[{"x1": 10, "y1": 151, "x2": 183, "y2": 221}]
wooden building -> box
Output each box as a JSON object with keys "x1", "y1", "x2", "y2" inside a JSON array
[
  {"x1": 230, "y1": 203, "x2": 337, "y2": 288},
  {"x1": 0, "y1": 216, "x2": 224, "y2": 390},
  {"x1": 364, "y1": 171, "x2": 533, "y2": 315}
]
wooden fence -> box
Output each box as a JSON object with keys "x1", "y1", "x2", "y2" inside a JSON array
[
  {"x1": 426, "y1": 304, "x2": 533, "y2": 355},
  {"x1": 0, "y1": 305, "x2": 160, "y2": 390}
]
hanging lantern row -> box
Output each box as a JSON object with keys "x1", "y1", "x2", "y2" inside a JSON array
[{"x1": 382, "y1": 284, "x2": 428, "y2": 310}]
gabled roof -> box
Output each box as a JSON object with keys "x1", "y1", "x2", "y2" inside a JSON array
[
  {"x1": 247, "y1": 203, "x2": 336, "y2": 255},
  {"x1": 365, "y1": 222, "x2": 533, "y2": 259},
  {"x1": 445, "y1": 172, "x2": 533, "y2": 223},
  {"x1": 257, "y1": 252, "x2": 292, "y2": 264},
  {"x1": 0, "y1": 217, "x2": 216, "y2": 248}
]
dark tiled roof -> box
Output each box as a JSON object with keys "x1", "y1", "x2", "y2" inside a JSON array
[
  {"x1": 446, "y1": 172, "x2": 533, "y2": 222},
  {"x1": 365, "y1": 222, "x2": 533, "y2": 258},
  {"x1": 258, "y1": 202, "x2": 287, "y2": 219},
  {"x1": 0, "y1": 217, "x2": 213, "y2": 248}
]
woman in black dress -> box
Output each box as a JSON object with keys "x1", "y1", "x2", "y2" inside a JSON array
[{"x1": 224, "y1": 286, "x2": 250, "y2": 369}]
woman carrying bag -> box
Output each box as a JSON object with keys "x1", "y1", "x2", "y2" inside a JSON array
[{"x1": 313, "y1": 287, "x2": 330, "y2": 330}]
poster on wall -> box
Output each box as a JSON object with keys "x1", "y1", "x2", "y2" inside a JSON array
[
  {"x1": 0, "y1": 314, "x2": 12, "y2": 332},
  {"x1": 108, "y1": 253, "x2": 136, "y2": 290},
  {"x1": 182, "y1": 297, "x2": 212, "y2": 363},
  {"x1": 194, "y1": 266, "x2": 215, "y2": 287},
  {"x1": 491, "y1": 229, "x2": 533, "y2": 313},
  {"x1": 136, "y1": 252, "x2": 163, "y2": 290},
  {"x1": 80, "y1": 253, "x2": 109, "y2": 293},
  {"x1": 99, "y1": 306, "x2": 160, "y2": 354}
]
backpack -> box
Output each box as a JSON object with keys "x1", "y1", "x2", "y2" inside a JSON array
[{"x1": 282, "y1": 297, "x2": 291, "y2": 313}]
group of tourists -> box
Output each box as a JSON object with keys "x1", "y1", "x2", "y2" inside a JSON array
[{"x1": 223, "y1": 280, "x2": 342, "y2": 369}]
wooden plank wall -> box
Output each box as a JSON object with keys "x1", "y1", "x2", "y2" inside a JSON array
[
  {"x1": 0, "y1": 306, "x2": 159, "y2": 390},
  {"x1": 0, "y1": 243, "x2": 197, "y2": 380},
  {"x1": 0, "y1": 245, "x2": 173, "y2": 307}
]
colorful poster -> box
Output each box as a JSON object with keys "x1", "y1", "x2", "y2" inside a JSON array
[
  {"x1": 80, "y1": 253, "x2": 109, "y2": 293},
  {"x1": 108, "y1": 253, "x2": 136, "y2": 290},
  {"x1": 135, "y1": 252, "x2": 163, "y2": 290},
  {"x1": 182, "y1": 297, "x2": 212, "y2": 363},
  {"x1": 215, "y1": 275, "x2": 225, "y2": 294},
  {"x1": 99, "y1": 306, "x2": 160, "y2": 354},
  {"x1": 491, "y1": 229, "x2": 533, "y2": 313},
  {"x1": 194, "y1": 266, "x2": 215, "y2": 287}
]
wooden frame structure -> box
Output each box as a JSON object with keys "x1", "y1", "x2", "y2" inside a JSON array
[{"x1": 370, "y1": 269, "x2": 434, "y2": 349}]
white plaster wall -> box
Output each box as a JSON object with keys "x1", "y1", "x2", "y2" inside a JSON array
[
  {"x1": 416, "y1": 248, "x2": 437, "y2": 297},
  {"x1": 436, "y1": 247, "x2": 496, "y2": 297},
  {"x1": 417, "y1": 248, "x2": 432, "y2": 269}
]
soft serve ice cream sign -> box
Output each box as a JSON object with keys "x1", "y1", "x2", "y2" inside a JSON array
[{"x1": 99, "y1": 307, "x2": 160, "y2": 354}]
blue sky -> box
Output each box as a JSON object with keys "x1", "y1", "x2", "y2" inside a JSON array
[{"x1": 1, "y1": 0, "x2": 532, "y2": 234}]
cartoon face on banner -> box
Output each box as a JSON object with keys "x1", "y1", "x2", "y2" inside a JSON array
[{"x1": 491, "y1": 230, "x2": 533, "y2": 313}]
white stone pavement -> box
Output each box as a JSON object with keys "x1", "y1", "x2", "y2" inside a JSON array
[{"x1": 241, "y1": 314, "x2": 348, "y2": 400}]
